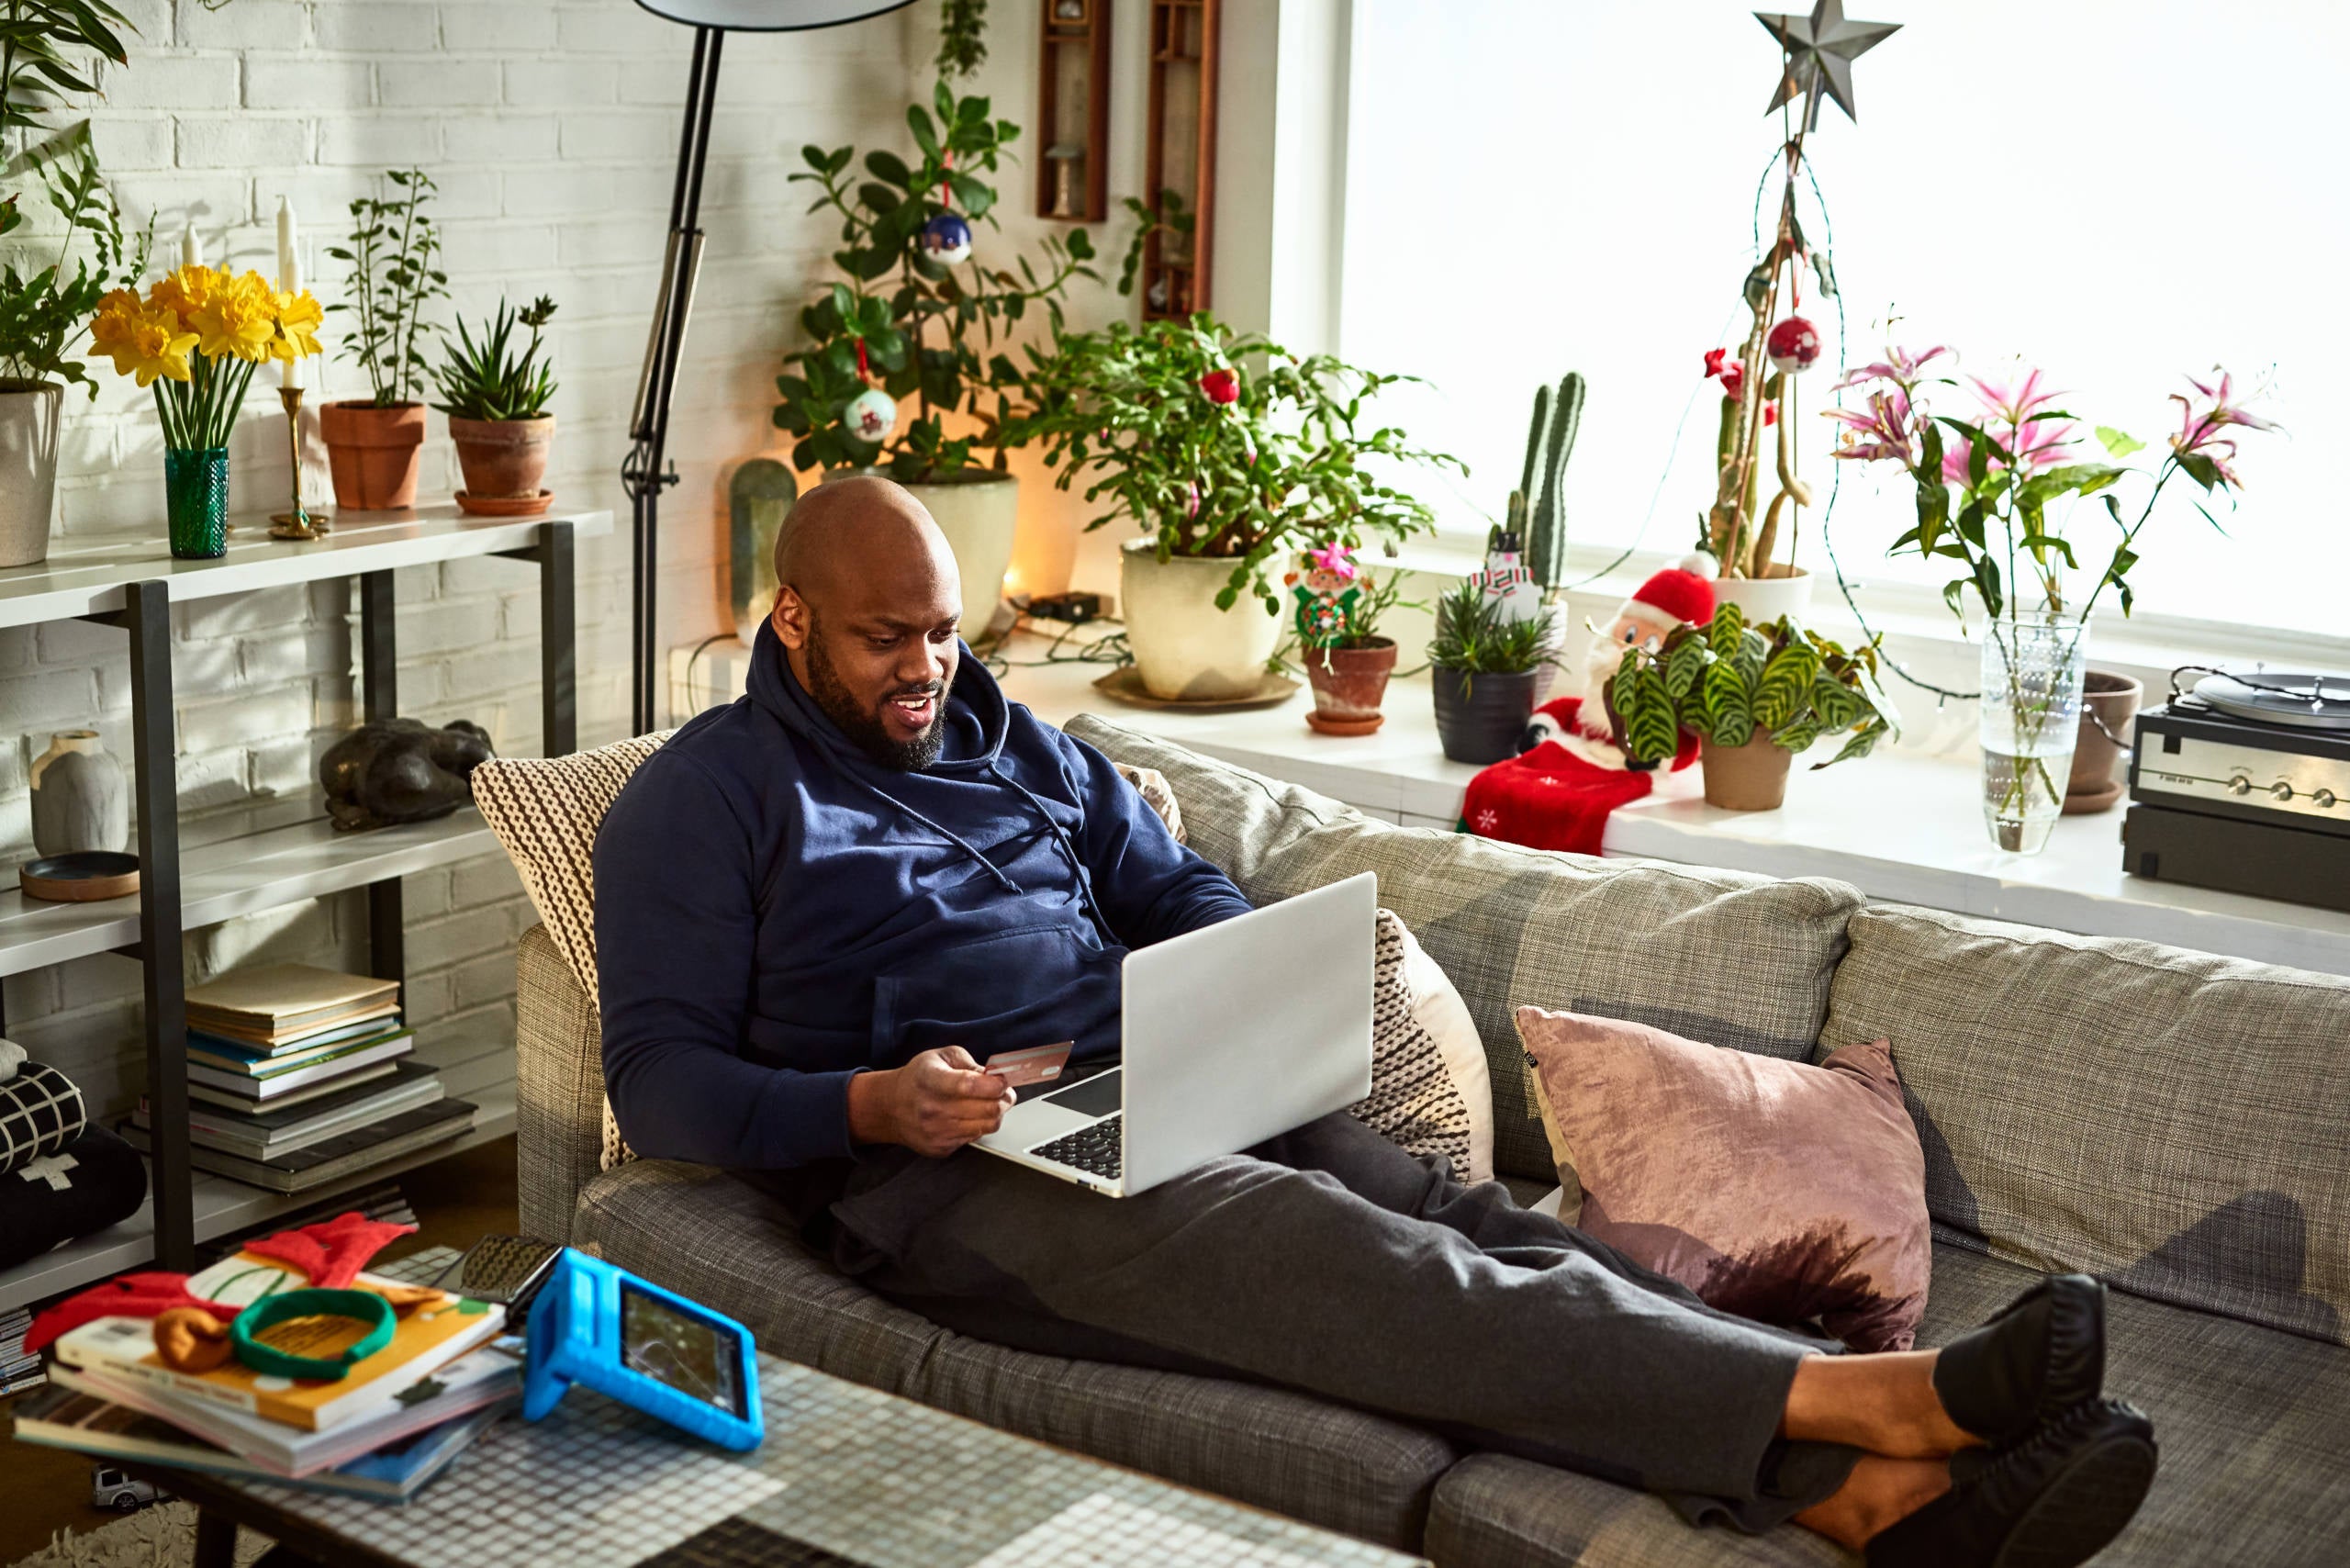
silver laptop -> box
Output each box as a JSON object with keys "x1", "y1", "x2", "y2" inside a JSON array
[{"x1": 973, "y1": 872, "x2": 1376, "y2": 1197}]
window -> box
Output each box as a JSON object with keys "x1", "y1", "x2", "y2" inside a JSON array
[{"x1": 1338, "y1": 1, "x2": 2342, "y2": 636}]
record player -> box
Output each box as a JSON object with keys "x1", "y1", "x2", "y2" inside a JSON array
[{"x1": 2124, "y1": 669, "x2": 2350, "y2": 913}]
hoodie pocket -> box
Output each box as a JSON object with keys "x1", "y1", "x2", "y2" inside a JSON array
[{"x1": 869, "y1": 922, "x2": 1119, "y2": 1066}]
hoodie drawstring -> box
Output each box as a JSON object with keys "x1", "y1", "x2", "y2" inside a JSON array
[
  {"x1": 993, "y1": 763, "x2": 1113, "y2": 940},
  {"x1": 834, "y1": 767, "x2": 1027, "y2": 901}
]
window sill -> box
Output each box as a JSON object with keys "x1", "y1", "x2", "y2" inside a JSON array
[{"x1": 992, "y1": 628, "x2": 2350, "y2": 979}]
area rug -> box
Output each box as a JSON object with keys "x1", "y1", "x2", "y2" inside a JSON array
[{"x1": 5, "y1": 1504, "x2": 271, "y2": 1568}]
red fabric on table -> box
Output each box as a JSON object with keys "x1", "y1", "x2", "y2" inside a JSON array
[
  {"x1": 242, "y1": 1212, "x2": 417, "y2": 1289},
  {"x1": 23, "y1": 1272, "x2": 241, "y2": 1356},
  {"x1": 1461, "y1": 745, "x2": 1656, "y2": 856}
]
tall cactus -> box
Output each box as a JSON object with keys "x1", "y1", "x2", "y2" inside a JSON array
[{"x1": 1526, "y1": 371, "x2": 1584, "y2": 590}]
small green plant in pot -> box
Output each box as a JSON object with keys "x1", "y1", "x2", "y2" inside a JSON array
[
  {"x1": 1426, "y1": 579, "x2": 1554, "y2": 765},
  {"x1": 1288, "y1": 543, "x2": 1415, "y2": 735},
  {"x1": 1012, "y1": 313, "x2": 1461, "y2": 701},
  {"x1": 433, "y1": 295, "x2": 558, "y2": 517},
  {"x1": 1609, "y1": 603, "x2": 1895, "y2": 812},
  {"x1": 321, "y1": 168, "x2": 445, "y2": 511}
]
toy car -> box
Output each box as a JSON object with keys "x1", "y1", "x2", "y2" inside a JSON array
[{"x1": 90, "y1": 1466, "x2": 165, "y2": 1513}]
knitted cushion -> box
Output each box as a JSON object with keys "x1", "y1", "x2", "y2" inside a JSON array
[
  {"x1": 473, "y1": 733, "x2": 675, "y2": 1169},
  {"x1": 1356, "y1": 910, "x2": 1493, "y2": 1184}
]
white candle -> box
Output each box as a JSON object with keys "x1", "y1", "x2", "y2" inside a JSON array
[
  {"x1": 180, "y1": 223, "x2": 200, "y2": 271},
  {"x1": 276, "y1": 197, "x2": 304, "y2": 389}
]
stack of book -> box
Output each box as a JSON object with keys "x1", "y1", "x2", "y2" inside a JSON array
[
  {"x1": 12, "y1": 1246, "x2": 519, "y2": 1500},
  {"x1": 125, "y1": 964, "x2": 476, "y2": 1193},
  {"x1": 2, "y1": 1306, "x2": 43, "y2": 1397}
]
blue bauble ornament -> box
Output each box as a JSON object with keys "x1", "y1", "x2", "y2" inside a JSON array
[{"x1": 921, "y1": 211, "x2": 973, "y2": 265}]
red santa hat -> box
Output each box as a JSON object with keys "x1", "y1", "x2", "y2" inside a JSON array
[{"x1": 1620, "y1": 553, "x2": 1718, "y2": 634}]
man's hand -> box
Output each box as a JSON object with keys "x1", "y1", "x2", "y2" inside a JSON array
[{"x1": 846, "y1": 1046, "x2": 1016, "y2": 1158}]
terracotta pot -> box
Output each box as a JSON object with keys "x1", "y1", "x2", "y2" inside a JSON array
[
  {"x1": 2065, "y1": 669, "x2": 2142, "y2": 814},
  {"x1": 1302, "y1": 639, "x2": 1398, "y2": 735},
  {"x1": 450, "y1": 414, "x2": 555, "y2": 511},
  {"x1": 1432, "y1": 666, "x2": 1539, "y2": 765},
  {"x1": 319, "y1": 400, "x2": 426, "y2": 511},
  {"x1": 1700, "y1": 730, "x2": 1794, "y2": 811}
]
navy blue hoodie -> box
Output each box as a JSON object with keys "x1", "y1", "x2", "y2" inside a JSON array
[{"x1": 592, "y1": 621, "x2": 1254, "y2": 1170}]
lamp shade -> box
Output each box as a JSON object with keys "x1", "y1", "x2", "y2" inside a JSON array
[{"x1": 632, "y1": 0, "x2": 913, "y2": 28}]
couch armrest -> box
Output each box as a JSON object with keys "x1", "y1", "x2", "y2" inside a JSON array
[{"x1": 516, "y1": 922, "x2": 608, "y2": 1244}]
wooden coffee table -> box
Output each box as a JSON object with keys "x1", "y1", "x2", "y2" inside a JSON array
[{"x1": 124, "y1": 1249, "x2": 1425, "y2": 1568}]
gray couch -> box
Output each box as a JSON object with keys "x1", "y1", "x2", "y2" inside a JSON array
[{"x1": 513, "y1": 714, "x2": 2350, "y2": 1566}]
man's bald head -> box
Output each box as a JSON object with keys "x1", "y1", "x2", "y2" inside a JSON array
[
  {"x1": 773, "y1": 475, "x2": 956, "y2": 610},
  {"x1": 769, "y1": 475, "x2": 964, "y2": 769}
]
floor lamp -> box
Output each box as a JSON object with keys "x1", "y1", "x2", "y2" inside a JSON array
[{"x1": 623, "y1": 0, "x2": 917, "y2": 735}]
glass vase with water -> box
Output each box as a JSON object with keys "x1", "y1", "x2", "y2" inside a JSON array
[{"x1": 1979, "y1": 613, "x2": 2087, "y2": 854}]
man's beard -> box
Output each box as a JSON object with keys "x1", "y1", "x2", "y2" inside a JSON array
[{"x1": 804, "y1": 630, "x2": 947, "y2": 770}]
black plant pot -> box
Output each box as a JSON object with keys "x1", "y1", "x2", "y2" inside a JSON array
[{"x1": 1432, "y1": 666, "x2": 1541, "y2": 765}]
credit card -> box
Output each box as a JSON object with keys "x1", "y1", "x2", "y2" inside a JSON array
[{"x1": 981, "y1": 1041, "x2": 1073, "y2": 1089}]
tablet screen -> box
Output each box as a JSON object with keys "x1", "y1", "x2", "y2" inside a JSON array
[{"x1": 620, "y1": 1283, "x2": 746, "y2": 1417}]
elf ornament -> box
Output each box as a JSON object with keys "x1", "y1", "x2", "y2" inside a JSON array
[
  {"x1": 1457, "y1": 558, "x2": 1718, "y2": 855},
  {"x1": 1287, "y1": 543, "x2": 1362, "y2": 646}
]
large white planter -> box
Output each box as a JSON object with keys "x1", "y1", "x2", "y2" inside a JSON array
[
  {"x1": 0, "y1": 382, "x2": 62, "y2": 568},
  {"x1": 1710, "y1": 565, "x2": 1814, "y2": 625},
  {"x1": 1121, "y1": 540, "x2": 1282, "y2": 700},
  {"x1": 829, "y1": 467, "x2": 1019, "y2": 640}
]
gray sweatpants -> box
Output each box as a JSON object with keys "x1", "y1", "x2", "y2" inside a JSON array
[{"x1": 819, "y1": 1111, "x2": 1861, "y2": 1532}]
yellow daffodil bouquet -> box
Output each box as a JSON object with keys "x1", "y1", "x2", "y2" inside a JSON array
[{"x1": 87, "y1": 265, "x2": 323, "y2": 451}]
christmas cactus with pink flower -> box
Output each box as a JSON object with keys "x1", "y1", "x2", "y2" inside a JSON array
[{"x1": 1830, "y1": 345, "x2": 2278, "y2": 850}]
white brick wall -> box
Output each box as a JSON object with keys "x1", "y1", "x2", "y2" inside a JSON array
[{"x1": 1, "y1": 0, "x2": 919, "y2": 1122}]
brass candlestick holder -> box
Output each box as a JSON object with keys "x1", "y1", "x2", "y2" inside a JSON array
[{"x1": 268, "y1": 386, "x2": 330, "y2": 539}]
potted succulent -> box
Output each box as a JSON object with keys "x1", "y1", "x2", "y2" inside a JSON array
[
  {"x1": 431, "y1": 295, "x2": 558, "y2": 518},
  {"x1": 1427, "y1": 579, "x2": 1553, "y2": 765},
  {"x1": 1608, "y1": 603, "x2": 1895, "y2": 812},
  {"x1": 772, "y1": 51, "x2": 1096, "y2": 639},
  {"x1": 321, "y1": 168, "x2": 445, "y2": 511},
  {"x1": 2, "y1": 0, "x2": 139, "y2": 568},
  {"x1": 1287, "y1": 543, "x2": 1413, "y2": 735},
  {"x1": 1013, "y1": 314, "x2": 1460, "y2": 701}
]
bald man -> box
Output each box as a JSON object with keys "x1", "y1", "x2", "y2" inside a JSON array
[{"x1": 593, "y1": 478, "x2": 2154, "y2": 1567}]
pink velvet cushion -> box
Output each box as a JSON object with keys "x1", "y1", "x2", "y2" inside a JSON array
[{"x1": 1516, "y1": 1005, "x2": 1930, "y2": 1351}]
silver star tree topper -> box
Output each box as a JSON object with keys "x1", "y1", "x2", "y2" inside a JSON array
[{"x1": 1756, "y1": 0, "x2": 1900, "y2": 130}]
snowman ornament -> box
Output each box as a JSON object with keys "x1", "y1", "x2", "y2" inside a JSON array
[{"x1": 1469, "y1": 531, "x2": 1543, "y2": 625}]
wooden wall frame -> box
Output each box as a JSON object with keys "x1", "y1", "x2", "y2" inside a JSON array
[
  {"x1": 1141, "y1": 0, "x2": 1219, "y2": 320},
  {"x1": 1035, "y1": 0, "x2": 1112, "y2": 221}
]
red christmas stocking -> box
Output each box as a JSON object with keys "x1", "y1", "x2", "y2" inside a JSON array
[{"x1": 1460, "y1": 743, "x2": 1656, "y2": 856}]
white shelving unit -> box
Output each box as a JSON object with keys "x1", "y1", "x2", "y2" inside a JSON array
[{"x1": 0, "y1": 502, "x2": 610, "y2": 1314}]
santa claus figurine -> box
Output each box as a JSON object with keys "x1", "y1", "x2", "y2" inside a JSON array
[{"x1": 1458, "y1": 557, "x2": 1717, "y2": 855}]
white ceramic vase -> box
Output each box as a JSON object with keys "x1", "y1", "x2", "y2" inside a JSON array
[
  {"x1": 1120, "y1": 540, "x2": 1282, "y2": 700},
  {"x1": 30, "y1": 730, "x2": 129, "y2": 857},
  {"x1": 828, "y1": 468, "x2": 1020, "y2": 640},
  {"x1": 0, "y1": 382, "x2": 63, "y2": 569},
  {"x1": 1709, "y1": 566, "x2": 1814, "y2": 625}
]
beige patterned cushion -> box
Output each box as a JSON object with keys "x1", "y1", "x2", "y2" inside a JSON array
[
  {"x1": 1357, "y1": 910, "x2": 1493, "y2": 1183},
  {"x1": 481, "y1": 730, "x2": 1190, "y2": 1174},
  {"x1": 473, "y1": 734, "x2": 675, "y2": 1170}
]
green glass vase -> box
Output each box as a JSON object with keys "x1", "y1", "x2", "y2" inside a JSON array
[{"x1": 164, "y1": 446, "x2": 229, "y2": 560}]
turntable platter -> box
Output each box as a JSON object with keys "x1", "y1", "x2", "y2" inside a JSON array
[{"x1": 2190, "y1": 671, "x2": 2350, "y2": 732}]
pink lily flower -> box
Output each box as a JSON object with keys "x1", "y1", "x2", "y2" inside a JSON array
[
  {"x1": 1826, "y1": 386, "x2": 1917, "y2": 465},
  {"x1": 1938, "y1": 417, "x2": 2076, "y2": 483},
  {"x1": 1830, "y1": 344, "x2": 1948, "y2": 394},
  {"x1": 1305, "y1": 543, "x2": 1359, "y2": 579},
  {"x1": 2166, "y1": 369, "x2": 2277, "y2": 491},
  {"x1": 1964, "y1": 367, "x2": 2065, "y2": 429}
]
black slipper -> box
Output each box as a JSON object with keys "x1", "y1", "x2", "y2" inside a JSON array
[
  {"x1": 1865, "y1": 1398, "x2": 2157, "y2": 1568},
  {"x1": 1933, "y1": 1274, "x2": 2107, "y2": 1448}
]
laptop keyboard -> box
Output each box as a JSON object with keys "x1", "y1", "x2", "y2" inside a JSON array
[{"x1": 1031, "y1": 1114, "x2": 1122, "y2": 1182}]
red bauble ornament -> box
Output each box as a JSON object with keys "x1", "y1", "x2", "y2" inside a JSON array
[
  {"x1": 1200, "y1": 367, "x2": 1240, "y2": 405},
  {"x1": 1767, "y1": 315, "x2": 1821, "y2": 375}
]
